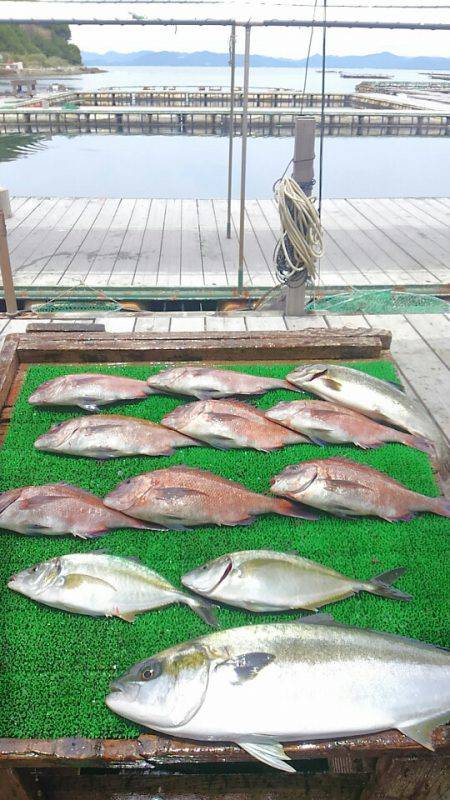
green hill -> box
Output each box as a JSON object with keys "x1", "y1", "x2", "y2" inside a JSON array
[{"x1": 0, "y1": 24, "x2": 81, "y2": 67}]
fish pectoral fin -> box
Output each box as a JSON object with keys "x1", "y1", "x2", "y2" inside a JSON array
[
  {"x1": 397, "y1": 713, "x2": 450, "y2": 750},
  {"x1": 78, "y1": 399, "x2": 100, "y2": 412},
  {"x1": 154, "y1": 487, "x2": 208, "y2": 501},
  {"x1": 237, "y1": 740, "x2": 295, "y2": 773},
  {"x1": 114, "y1": 609, "x2": 137, "y2": 623},
  {"x1": 64, "y1": 574, "x2": 117, "y2": 591},
  {"x1": 321, "y1": 376, "x2": 343, "y2": 391},
  {"x1": 324, "y1": 478, "x2": 362, "y2": 492},
  {"x1": 219, "y1": 652, "x2": 275, "y2": 683},
  {"x1": 204, "y1": 434, "x2": 237, "y2": 450}
]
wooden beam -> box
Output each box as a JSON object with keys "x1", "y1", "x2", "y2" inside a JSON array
[
  {"x1": 360, "y1": 755, "x2": 450, "y2": 800},
  {"x1": 14, "y1": 329, "x2": 390, "y2": 364},
  {"x1": 0, "y1": 769, "x2": 40, "y2": 800},
  {"x1": 0, "y1": 335, "x2": 19, "y2": 411},
  {"x1": 0, "y1": 211, "x2": 18, "y2": 314}
]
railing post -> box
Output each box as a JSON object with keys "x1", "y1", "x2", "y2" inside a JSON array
[
  {"x1": 0, "y1": 210, "x2": 18, "y2": 314},
  {"x1": 226, "y1": 22, "x2": 236, "y2": 239},
  {"x1": 237, "y1": 24, "x2": 251, "y2": 293}
]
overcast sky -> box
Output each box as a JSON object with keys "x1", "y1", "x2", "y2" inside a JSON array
[{"x1": 4, "y1": 1, "x2": 450, "y2": 57}]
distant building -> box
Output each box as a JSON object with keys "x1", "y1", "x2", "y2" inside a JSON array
[{"x1": 4, "y1": 61, "x2": 24, "y2": 73}]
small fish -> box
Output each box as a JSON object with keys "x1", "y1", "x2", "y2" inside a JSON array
[
  {"x1": 104, "y1": 465, "x2": 317, "y2": 529},
  {"x1": 0, "y1": 483, "x2": 158, "y2": 538},
  {"x1": 286, "y1": 364, "x2": 449, "y2": 478},
  {"x1": 182, "y1": 549, "x2": 412, "y2": 611},
  {"x1": 161, "y1": 399, "x2": 308, "y2": 451},
  {"x1": 106, "y1": 617, "x2": 450, "y2": 772},
  {"x1": 266, "y1": 400, "x2": 434, "y2": 456},
  {"x1": 29, "y1": 373, "x2": 156, "y2": 412},
  {"x1": 35, "y1": 415, "x2": 201, "y2": 459},
  {"x1": 147, "y1": 366, "x2": 298, "y2": 399},
  {"x1": 271, "y1": 457, "x2": 450, "y2": 521},
  {"x1": 8, "y1": 553, "x2": 217, "y2": 626}
]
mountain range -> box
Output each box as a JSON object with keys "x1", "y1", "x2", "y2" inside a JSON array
[{"x1": 81, "y1": 49, "x2": 450, "y2": 69}]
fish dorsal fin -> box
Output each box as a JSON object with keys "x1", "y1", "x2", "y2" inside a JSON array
[
  {"x1": 384, "y1": 379, "x2": 406, "y2": 393},
  {"x1": 397, "y1": 713, "x2": 450, "y2": 750},
  {"x1": 237, "y1": 740, "x2": 295, "y2": 773}
]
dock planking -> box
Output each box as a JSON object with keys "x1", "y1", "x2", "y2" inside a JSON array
[{"x1": 4, "y1": 196, "x2": 450, "y2": 295}]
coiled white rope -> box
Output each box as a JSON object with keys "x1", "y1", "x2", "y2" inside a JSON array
[{"x1": 274, "y1": 175, "x2": 324, "y2": 282}]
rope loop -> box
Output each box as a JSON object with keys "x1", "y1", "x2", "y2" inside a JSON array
[{"x1": 274, "y1": 176, "x2": 324, "y2": 283}]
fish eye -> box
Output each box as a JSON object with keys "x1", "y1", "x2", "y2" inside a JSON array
[{"x1": 141, "y1": 661, "x2": 161, "y2": 681}]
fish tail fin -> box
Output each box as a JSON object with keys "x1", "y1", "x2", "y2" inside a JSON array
[
  {"x1": 367, "y1": 567, "x2": 413, "y2": 602},
  {"x1": 271, "y1": 497, "x2": 318, "y2": 521},
  {"x1": 401, "y1": 433, "x2": 437, "y2": 460},
  {"x1": 186, "y1": 596, "x2": 219, "y2": 628},
  {"x1": 423, "y1": 496, "x2": 450, "y2": 518},
  {"x1": 280, "y1": 380, "x2": 302, "y2": 393}
]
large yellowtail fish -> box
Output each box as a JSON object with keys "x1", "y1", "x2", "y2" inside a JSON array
[{"x1": 106, "y1": 616, "x2": 450, "y2": 772}]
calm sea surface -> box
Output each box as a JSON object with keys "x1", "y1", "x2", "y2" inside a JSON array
[{"x1": 1, "y1": 66, "x2": 449, "y2": 199}]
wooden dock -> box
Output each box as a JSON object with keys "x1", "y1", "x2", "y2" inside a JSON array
[{"x1": 4, "y1": 196, "x2": 450, "y2": 299}]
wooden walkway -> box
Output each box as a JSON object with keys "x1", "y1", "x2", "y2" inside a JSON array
[
  {"x1": 5, "y1": 196, "x2": 450, "y2": 297},
  {"x1": 0, "y1": 312, "x2": 448, "y2": 442}
]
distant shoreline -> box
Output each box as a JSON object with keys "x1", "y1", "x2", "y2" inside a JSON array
[{"x1": 0, "y1": 66, "x2": 106, "y2": 79}]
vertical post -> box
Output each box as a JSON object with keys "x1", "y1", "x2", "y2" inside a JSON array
[
  {"x1": 0, "y1": 211, "x2": 18, "y2": 314},
  {"x1": 237, "y1": 24, "x2": 251, "y2": 293},
  {"x1": 285, "y1": 116, "x2": 316, "y2": 317},
  {"x1": 226, "y1": 23, "x2": 236, "y2": 239}
]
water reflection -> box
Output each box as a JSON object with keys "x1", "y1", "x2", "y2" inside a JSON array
[{"x1": 0, "y1": 133, "x2": 48, "y2": 163}]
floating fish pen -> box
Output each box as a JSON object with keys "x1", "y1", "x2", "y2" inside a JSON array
[
  {"x1": 2, "y1": 106, "x2": 450, "y2": 137},
  {"x1": 60, "y1": 89, "x2": 353, "y2": 109},
  {"x1": 0, "y1": 326, "x2": 448, "y2": 799}
]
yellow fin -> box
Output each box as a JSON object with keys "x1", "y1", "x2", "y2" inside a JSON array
[
  {"x1": 64, "y1": 574, "x2": 116, "y2": 591},
  {"x1": 114, "y1": 609, "x2": 137, "y2": 623},
  {"x1": 398, "y1": 714, "x2": 450, "y2": 750}
]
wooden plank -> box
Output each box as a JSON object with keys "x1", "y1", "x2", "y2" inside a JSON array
[
  {"x1": 405, "y1": 314, "x2": 450, "y2": 369},
  {"x1": 134, "y1": 315, "x2": 171, "y2": 332},
  {"x1": 246, "y1": 199, "x2": 278, "y2": 283},
  {"x1": 83, "y1": 199, "x2": 136, "y2": 286},
  {"x1": 364, "y1": 314, "x2": 450, "y2": 438},
  {"x1": 320, "y1": 202, "x2": 380, "y2": 286},
  {"x1": 245, "y1": 314, "x2": 287, "y2": 331},
  {"x1": 26, "y1": 323, "x2": 105, "y2": 333},
  {"x1": 9, "y1": 199, "x2": 73, "y2": 285},
  {"x1": 360, "y1": 755, "x2": 450, "y2": 800},
  {"x1": 157, "y1": 198, "x2": 182, "y2": 288},
  {"x1": 31, "y1": 199, "x2": 104, "y2": 286},
  {"x1": 65, "y1": 199, "x2": 120, "y2": 283},
  {"x1": 180, "y1": 199, "x2": 203, "y2": 288},
  {"x1": 212, "y1": 199, "x2": 241, "y2": 289},
  {"x1": 94, "y1": 316, "x2": 136, "y2": 333},
  {"x1": 325, "y1": 315, "x2": 371, "y2": 329},
  {"x1": 197, "y1": 199, "x2": 228, "y2": 286},
  {"x1": 0, "y1": 335, "x2": 19, "y2": 411},
  {"x1": 0, "y1": 726, "x2": 448, "y2": 768},
  {"x1": 285, "y1": 316, "x2": 329, "y2": 330},
  {"x1": 108, "y1": 199, "x2": 151, "y2": 287},
  {"x1": 5, "y1": 198, "x2": 43, "y2": 234},
  {"x1": 39, "y1": 770, "x2": 368, "y2": 800},
  {"x1": 133, "y1": 199, "x2": 165, "y2": 287},
  {"x1": 170, "y1": 315, "x2": 205, "y2": 332},
  {"x1": 230, "y1": 198, "x2": 275, "y2": 286},
  {"x1": 14, "y1": 329, "x2": 385, "y2": 364},
  {"x1": 205, "y1": 315, "x2": 246, "y2": 332}
]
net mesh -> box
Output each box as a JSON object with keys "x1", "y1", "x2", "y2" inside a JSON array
[{"x1": 308, "y1": 289, "x2": 450, "y2": 315}]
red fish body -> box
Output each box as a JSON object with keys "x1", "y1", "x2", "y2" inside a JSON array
[
  {"x1": 161, "y1": 399, "x2": 307, "y2": 451},
  {"x1": 271, "y1": 457, "x2": 450, "y2": 522},
  {"x1": 147, "y1": 366, "x2": 297, "y2": 399},
  {"x1": 104, "y1": 465, "x2": 316, "y2": 529},
  {"x1": 29, "y1": 373, "x2": 156, "y2": 412}
]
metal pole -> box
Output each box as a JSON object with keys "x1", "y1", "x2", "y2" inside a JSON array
[
  {"x1": 285, "y1": 117, "x2": 316, "y2": 317},
  {"x1": 237, "y1": 24, "x2": 251, "y2": 293},
  {"x1": 226, "y1": 23, "x2": 236, "y2": 239},
  {"x1": 0, "y1": 210, "x2": 18, "y2": 314}
]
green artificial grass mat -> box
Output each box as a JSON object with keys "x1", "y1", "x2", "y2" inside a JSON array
[{"x1": 0, "y1": 360, "x2": 449, "y2": 740}]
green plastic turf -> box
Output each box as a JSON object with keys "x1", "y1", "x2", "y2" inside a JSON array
[{"x1": 0, "y1": 360, "x2": 448, "y2": 740}]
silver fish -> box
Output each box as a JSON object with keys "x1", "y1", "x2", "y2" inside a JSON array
[
  {"x1": 29, "y1": 373, "x2": 156, "y2": 412},
  {"x1": 0, "y1": 483, "x2": 157, "y2": 538},
  {"x1": 286, "y1": 364, "x2": 449, "y2": 478},
  {"x1": 8, "y1": 553, "x2": 217, "y2": 626},
  {"x1": 271, "y1": 457, "x2": 450, "y2": 521},
  {"x1": 106, "y1": 616, "x2": 450, "y2": 772},
  {"x1": 181, "y1": 550, "x2": 412, "y2": 611},
  {"x1": 35, "y1": 415, "x2": 200, "y2": 459},
  {"x1": 147, "y1": 366, "x2": 298, "y2": 399}
]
